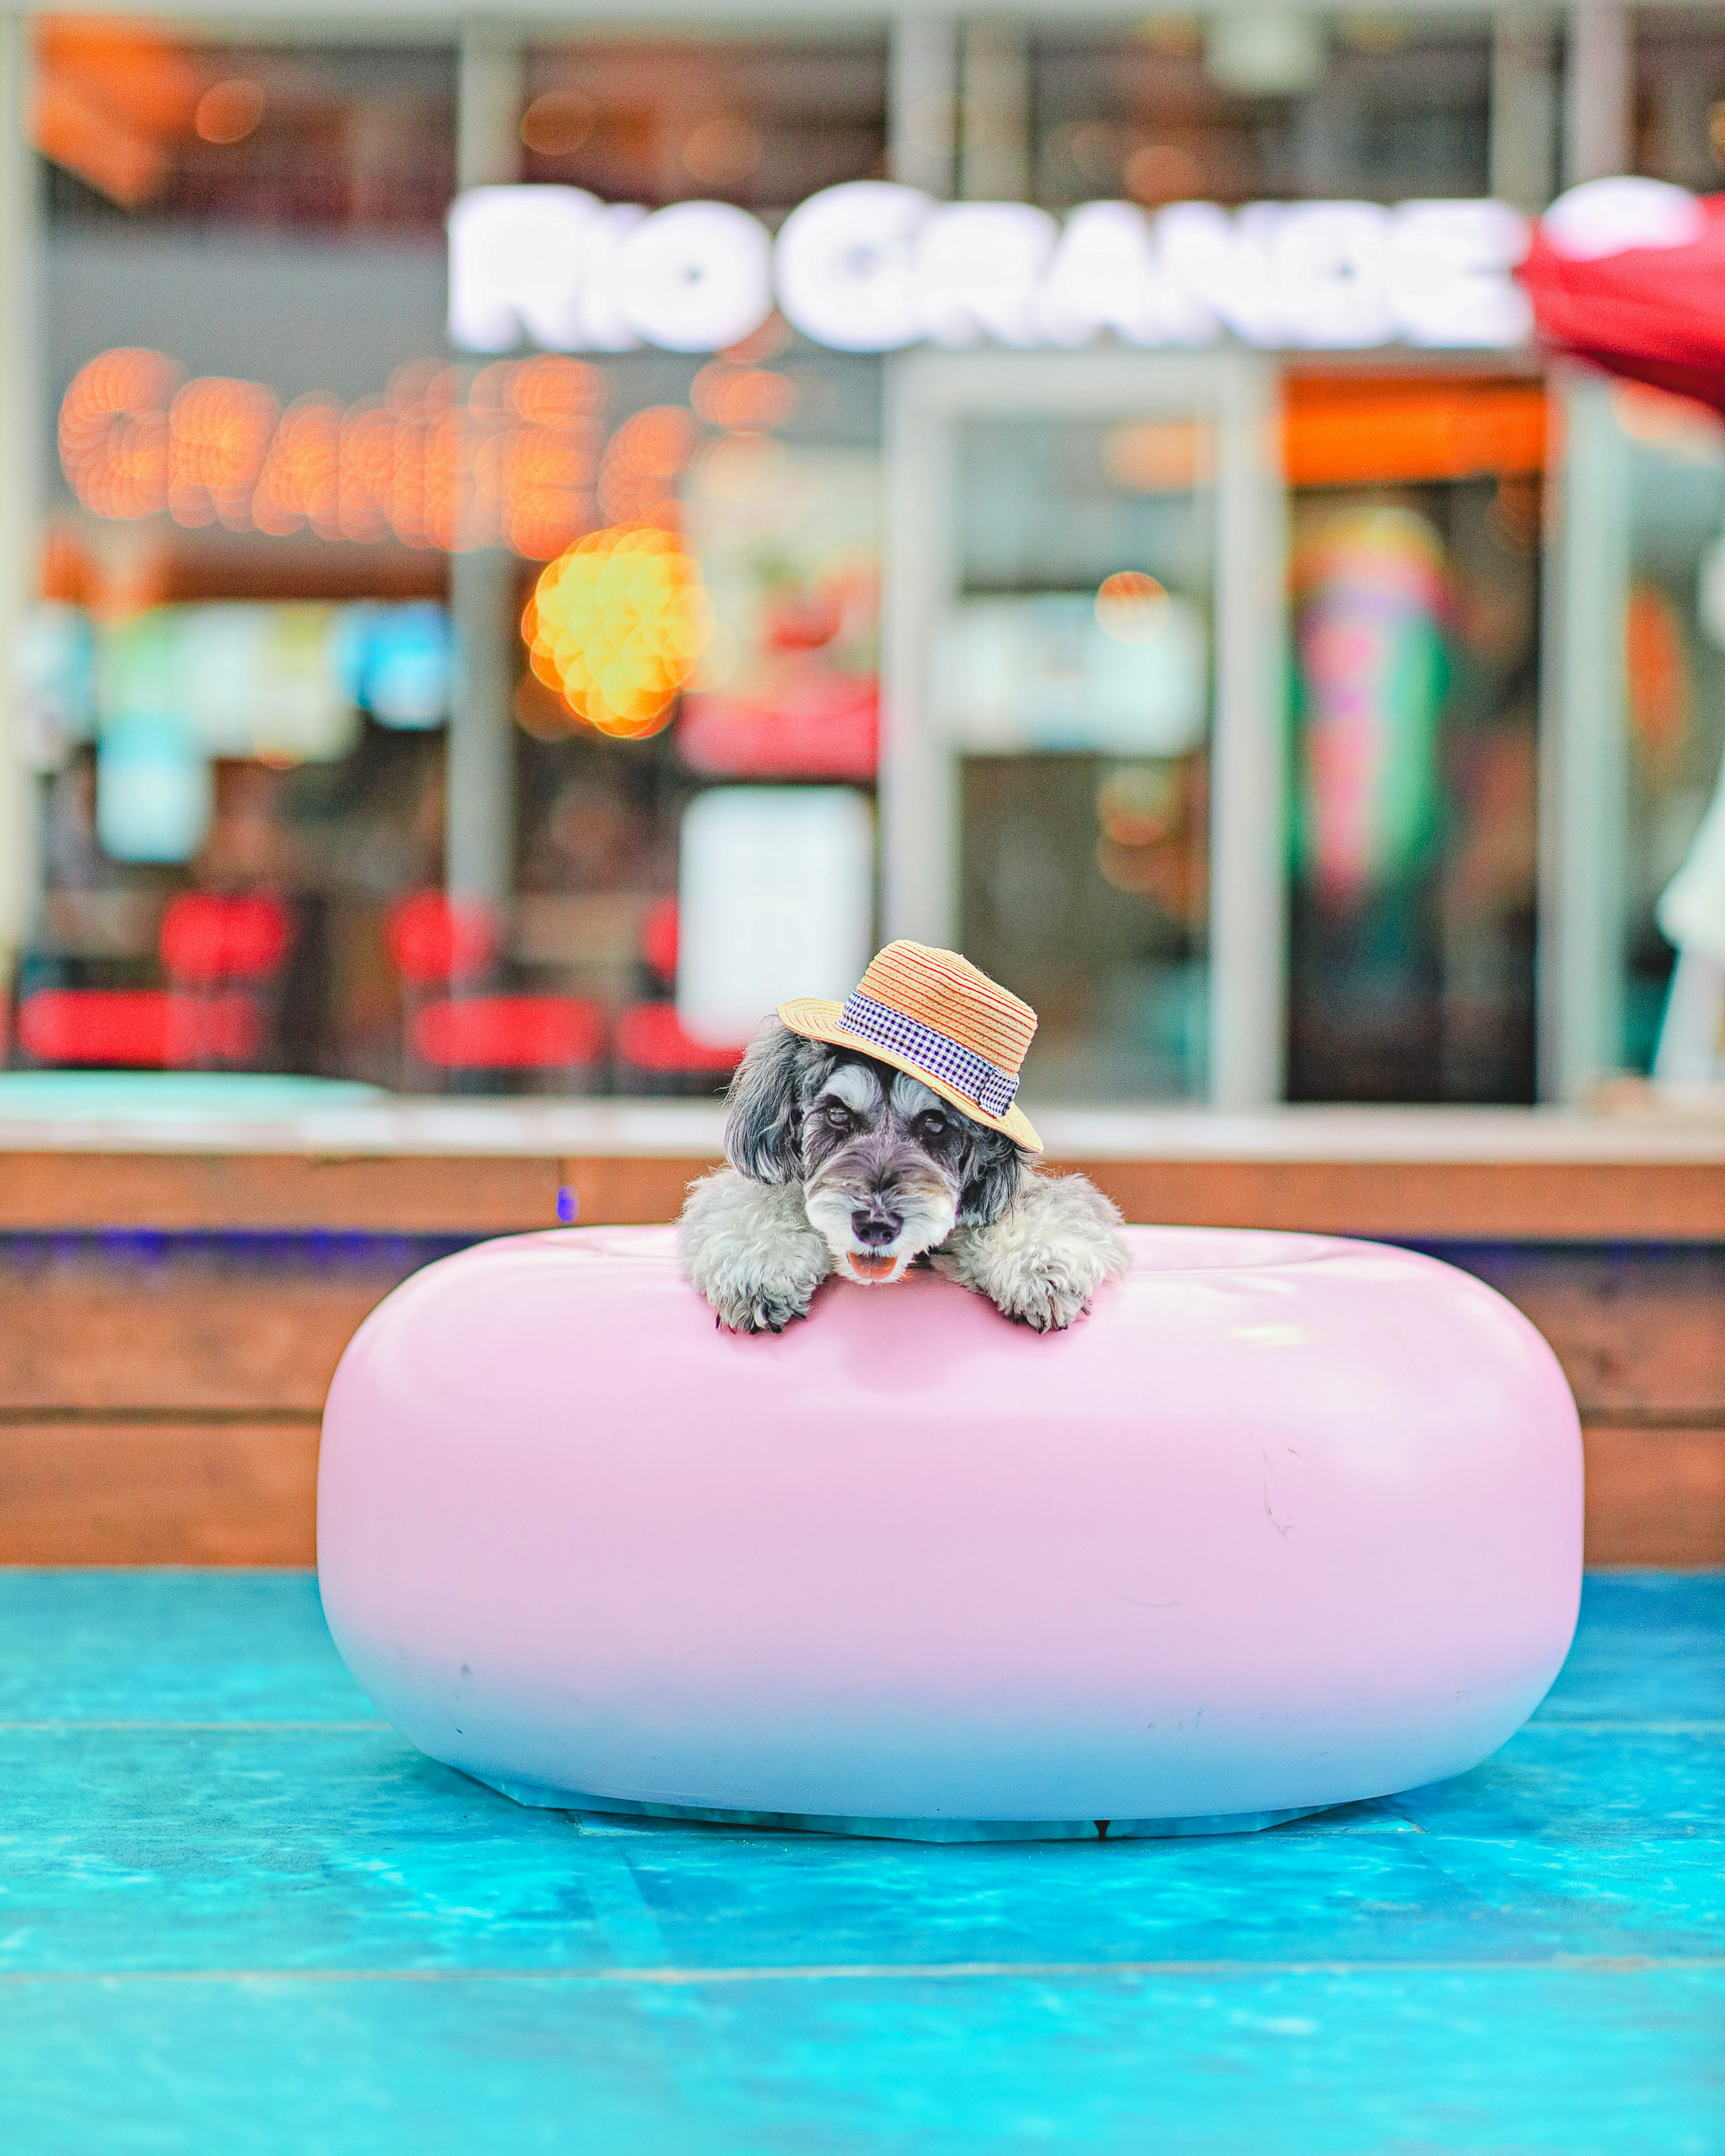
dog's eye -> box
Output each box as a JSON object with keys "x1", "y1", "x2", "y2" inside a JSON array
[
  {"x1": 823, "y1": 1103, "x2": 852, "y2": 1131},
  {"x1": 916, "y1": 1111, "x2": 948, "y2": 1139}
]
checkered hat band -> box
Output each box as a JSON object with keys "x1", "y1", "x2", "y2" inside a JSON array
[{"x1": 841, "y1": 991, "x2": 1021, "y2": 1118}]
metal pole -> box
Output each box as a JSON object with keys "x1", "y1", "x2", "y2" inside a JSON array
[
  {"x1": 447, "y1": 26, "x2": 521, "y2": 913},
  {"x1": 1539, "y1": 370, "x2": 1630, "y2": 1100},
  {"x1": 1208, "y1": 351, "x2": 1287, "y2": 1109},
  {"x1": 880, "y1": 14, "x2": 959, "y2": 952},
  {"x1": 958, "y1": 18, "x2": 1030, "y2": 203},
  {"x1": 0, "y1": 12, "x2": 40, "y2": 994},
  {"x1": 1563, "y1": 2, "x2": 1631, "y2": 186},
  {"x1": 889, "y1": 13, "x2": 957, "y2": 198},
  {"x1": 1491, "y1": 8, "x2": 1560, "y2": 212},
  {"x1": 880, "y1": 355, "x2": 960, "y2": 949}
]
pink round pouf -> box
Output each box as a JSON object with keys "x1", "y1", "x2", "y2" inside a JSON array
[{"x1": 317, "y1": 1224, "x2": 1583, "y2": 1841}]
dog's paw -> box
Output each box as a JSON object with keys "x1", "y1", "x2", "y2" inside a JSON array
[
  {"x1": 708, "y1": 1280, "x2": 817, "y2": 1336},
  {"x1": 677, "y1": 1166, "x2": 835, "y2": 1336},
  {"x1": 699, "y1": 1245, "x2": 828, "y2": 1334},
  {"x1": 989, "y1": 1269, "x2": 1095, "y2": 1333},
  {"x1": 935, "y1": 1173, "x2": 1128, "y2": 1334}
]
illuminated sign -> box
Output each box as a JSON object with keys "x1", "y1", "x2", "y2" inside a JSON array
[
  {"x1": 58, "y1": 348, "x2": 607, "y2": 559},
  {"x1": 449, "y1": 181, "x2": 1534, "y2": 357}
]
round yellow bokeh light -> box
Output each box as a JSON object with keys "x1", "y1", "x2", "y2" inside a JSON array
[{"x1": 522, "y1": 525, "x2": 713, "y2": 740}]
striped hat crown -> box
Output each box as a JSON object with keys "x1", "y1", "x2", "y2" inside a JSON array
[
  {"x1": 777, "y1": 941, "x2": 1043, "y2": 1151},
  {"x1": 854, "y1": 942, "x2": 1036, "y2": 1087}
]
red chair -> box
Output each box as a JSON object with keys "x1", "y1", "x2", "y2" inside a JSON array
[
  {"x1": 160, "y1": 892, "x2": 292, "y2": 985},
  {"x1": 17, "y1": 989, "x2": 262, "y2": 1068},
  {"x1": 159, "y1": 891, "x2": 293, "y2": 1071},
  {"x1": 385, "y1": 891, "x2": 606, "y2": 1092},
  {"x1": 412, "y1": 997, "x2": 605, "y2": 1071},
  {"x1": 641, "y1": 895, "x2": 679, "y2": 985},
  {"x1": 16, "y1": 891, "x2": 292, "y2": 1071},
  {"x1": 385, "y1": 892, "x2": 500, "y2": 988},
  {"x1": 613, "y1": 1000, "x2": 745, "y2": 1095}
]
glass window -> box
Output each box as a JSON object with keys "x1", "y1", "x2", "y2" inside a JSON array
[
  {"x1": 36, "y1": 28, "x2": 454, "y2": 232},
  {"x1": 949, "y1": 411, "x2": 1215, "y2": 1101},
  {"x1": 33, "y1": 34, "x2": 456, "y2": 1085},
  {"x1": 1031, "y1": 14, "x2": 1491, "y2": 213},
  {"x1": 1634, "y1": 7, "x2": 1725, "y2": 190},
  {"x1": 521, "y1": 37, "x2": 887, "y2": 210},
  {"x1": 1283, "y1": 371, "x2": 1544, "y2": 1104}
]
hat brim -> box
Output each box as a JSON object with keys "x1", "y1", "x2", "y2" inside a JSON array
[{"x1": 777, "y1": 996, "x2": 1043, "y2": 1153}]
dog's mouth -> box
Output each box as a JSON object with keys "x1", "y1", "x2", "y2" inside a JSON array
[{"x1": 844, "y1": 1250, "x2": 907, "y2": 1284}]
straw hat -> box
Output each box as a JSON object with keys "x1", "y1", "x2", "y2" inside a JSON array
[{"x1": 778, "y1": 941, "x2": 1042, "y2": 1152}]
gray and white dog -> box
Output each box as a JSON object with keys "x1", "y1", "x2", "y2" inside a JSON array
[{"x1": 678, "y1": 1020, "x2": 1131, "y2": 1334}]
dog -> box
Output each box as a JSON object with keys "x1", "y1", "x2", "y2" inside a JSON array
[{"x1": 678, "y1": 1019, "x2": 1131, "y2": 1334}]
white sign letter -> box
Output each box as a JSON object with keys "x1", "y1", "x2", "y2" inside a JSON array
[
  {"x1": 1391, "y1": 200, "x2": 1532, "y2": 347},
  {"x1": 774, "y1": 181, "x2": 932, "y2": 352},
  {"x1": 616, "y1": 202, "x2": 773, "y2": 354},
  {"x1": 1273, "y1": 202, "x2": 1393, "y2": 349},
  {"x1": 1155, "y1": 202, "x2": 1281, "y2": 347},
  {"x1": 916, "y1": 202, "x2": 1061, "y2": 348},
  {"x1": 447, "y1": 186, "x2": 598, "y2": 353}
]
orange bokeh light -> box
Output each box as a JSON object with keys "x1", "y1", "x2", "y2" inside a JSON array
[
  {"x1": 194, "y1": 77, "x2": 264, "y2": 146},
  {"x1": 1095, "y1": 570, "x2": 1170, "y2": 643},
  {"x1": 596, "y1": 406, "x2": 700, "y2": 530},
  {"x1": 168, "y1": 375, "x2": 279, "y2": 530},
  {"x1": 32, "y1": 18, "x2": 199, "y2": 207},
  {"x1": 251, "y1": 398, "x2": 342, "y2": 539},
  {"x1": 522, "y1": 526, "x2": 713, "y2": 740},
  {"x1": 690, "y1": 362, "x2": 799, "y2": 432},
  {"x1": 58, "y1": 347, "x2": 182, "y2": 521}
]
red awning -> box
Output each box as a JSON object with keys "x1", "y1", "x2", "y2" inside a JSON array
[{"x1": 1520, "y1": 182, "x2": 1725, "y2": 415}]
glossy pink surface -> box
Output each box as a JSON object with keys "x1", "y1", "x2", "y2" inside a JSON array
[{"x1": 318, "y1": 1224, "x2": 1583, "y2": 1828}]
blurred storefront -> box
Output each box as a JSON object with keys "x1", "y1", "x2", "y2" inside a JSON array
[{"x1": 1, "y1": 2, "x2": 1723, "y2": 1109}]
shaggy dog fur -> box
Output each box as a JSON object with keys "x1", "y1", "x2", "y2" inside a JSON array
[{"x1": 678, "y1": 1019, "x2": 1131, "y2": 1334}]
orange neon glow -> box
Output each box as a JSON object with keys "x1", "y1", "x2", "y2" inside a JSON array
[
  {"x1": 1095, "y1": 570, "x2": 1170, "y2": 643},
  {"x1": 168, "y1": 376, "x2": 279, "y2": 530},
  {"x1": 62, "y1": 349, "x2": 606, "y2": 559},
  {"x1": 1282, "y1": 379, "x2": 1548, "y2": 489},
  {"x1": 251, "y1": 398, "x2": 343, "y2": 539},
  {"x1": 193, "y1": 77, "x2": 264, "y2": 145},
  {"x1": 472, "y1": 356, "x2": 602, "y2": 559},
  {"x1": 522, "y1": 526, "x2": 712, "y2": 739},
  {"x1": 690, "y1": 363, "x2": 799, "y2": 432},
  {"x1": 59, "y1": 347, "x2": 181, "y2": 520}
]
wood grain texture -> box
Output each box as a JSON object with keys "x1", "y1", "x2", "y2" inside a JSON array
[
  {"x1": 0, "y1": 1153, "x2": 562, "y2": 1233},
  {"x1": 0, "y1": 1422, "x2": 318, "y2": 1565},
  {"x1": 560, "y1": 1154, "x2": 712, "y2": 1227},
  {"x1": 1582, "y1": 1427, "x2": 1725, "y2": 1569},
  {"x1": 2, "y1": 1148, "x2": 1723, "y2": 1237},
  {"x1": 1446, "y1": 1246, "x2": 1725, "y2": 1423},
  {"x1": 1066, "y1": 1158, "x2": 1725, "y2": 1242},
  {"x1": 0, "y1": 1268, "x2": 403, "y2": 1414}
]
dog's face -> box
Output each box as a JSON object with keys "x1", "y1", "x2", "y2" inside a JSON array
[
  {"x1": 801, "y1": 1059, "x2": 971, "y2": 1283},
  {"x1": 725, "y1": 1021, "x2": 1026, "y2": 1285}
]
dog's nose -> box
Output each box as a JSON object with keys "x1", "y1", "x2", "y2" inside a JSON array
[{"x1": 851, "y1": 1209, "x2": 901, "y2": 1249}]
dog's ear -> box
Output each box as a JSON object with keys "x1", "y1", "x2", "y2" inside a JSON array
[
  {"x1": 724, "y1": 1019, "x2": 808, "y2": 1184},
  {"x1": 956, "y1": 1131, "x2": 1026, "y2": 1226}
]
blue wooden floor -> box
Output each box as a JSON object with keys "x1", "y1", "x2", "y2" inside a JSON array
[{"x1": 1, "y1": 1571, "x2": 1720, "y2": 2154}]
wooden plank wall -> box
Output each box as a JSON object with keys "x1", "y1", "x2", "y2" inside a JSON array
[{"x1": 0, "y1": 1232, "x2": 1718, "y2": 1568}]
